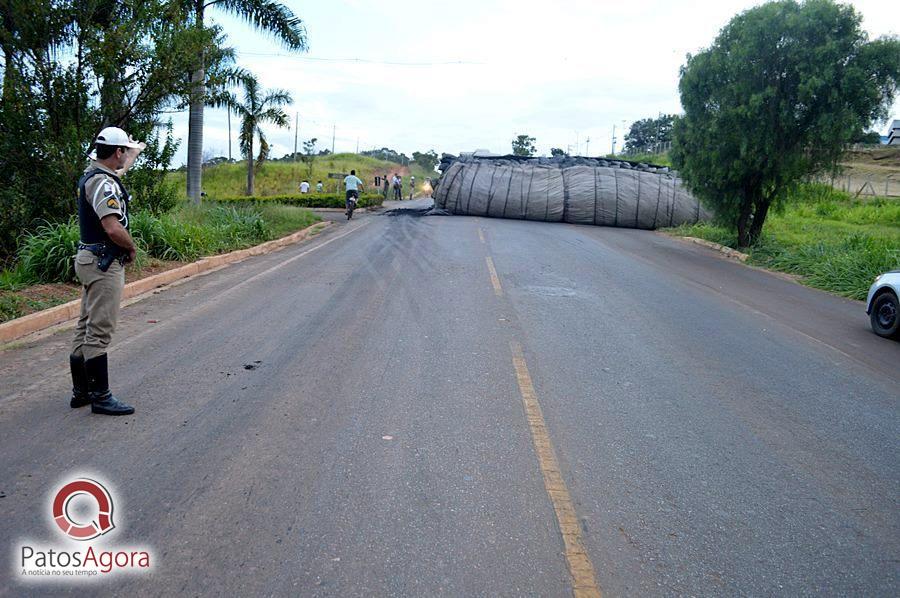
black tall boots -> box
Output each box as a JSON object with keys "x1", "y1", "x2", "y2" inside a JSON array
[
  {"x1": 69, "y1": 353, "x2": 91, "y2": 408},
  {"x1": 84, "y1": 353, "x2": 135, "y2": 415}
]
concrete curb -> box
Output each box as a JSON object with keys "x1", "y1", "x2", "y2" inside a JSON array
[
  {"x1": 676, "y1": 236, "x2": 750, "y2": 262},
  {"x1": 0, "y1": 221, "x2": 331, "y2": 345}
]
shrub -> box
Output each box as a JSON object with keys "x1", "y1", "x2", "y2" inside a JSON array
[
  {"x1": 211, "y1": 193, "x2": 384, "y2": 209},
  {"x1": 17, "y1": 219, "x2": 80, "y2": 283}
]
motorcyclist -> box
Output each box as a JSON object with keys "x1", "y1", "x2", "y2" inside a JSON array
[{"x1": 343, "y1": 169, "x2": 364, "y2": 218}]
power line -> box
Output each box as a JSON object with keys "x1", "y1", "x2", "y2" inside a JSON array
[{"x1": 235, "y1": 51, "x2": 484, "y2": 67}]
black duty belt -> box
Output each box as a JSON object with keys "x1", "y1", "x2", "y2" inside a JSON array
[
  {"x1": 78, "y1": 242, "x2": 107, "y2": 254},
  {"x1": 78, "y1": 241, "x2": 124, "y2": 272}
]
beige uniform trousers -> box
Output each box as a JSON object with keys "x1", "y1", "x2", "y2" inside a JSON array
[{"x1": 72, "y1": 249, "x2": 125, "y2": 361}]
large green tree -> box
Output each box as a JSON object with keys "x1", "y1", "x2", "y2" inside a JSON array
[
  {"x1": 624, "y1": 114, "x2": 676, "y2": 152},
  {"x1": 182, "y1": 0, "x2": 307, "y2": 204},
  {"x1": 671, "y1": 0, "x2": 900, "y2": 247},
  {"x1": 511, "y1": 134, "x2": 536, "y2": 157},
  {"x1": 412, "y1": 150, "x2": 439, "y2": 171},
  {"x1": 0, "y1": 0, "x2": 215, "y2": 256},
  {"x1": 218, "y1": 74, "x2": 291, "y2": 195}
]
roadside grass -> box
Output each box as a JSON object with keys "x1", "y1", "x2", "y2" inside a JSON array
[
  {"x1": 212, "y1": 193, "x2": 384, "y2": 209},
  {"x1": 614, "y1": 152, "x2": 673, "y2": 167},
  {"x1": 168, "y1": 153, "x2": 439, "y2": 198},
  {"x1": 0, "y1": 203, "x2": 321, "y2": 322},
  {"x1": 667, "y1": 183, "x2": 900, "y2": 300},
  {"x1": 249, "y1": 203, "x2": 320, "y2": 238}
]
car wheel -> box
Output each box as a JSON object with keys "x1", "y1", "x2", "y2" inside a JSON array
[{"x1": 870, "y1": 291, "x2": 900, "y2": 339}]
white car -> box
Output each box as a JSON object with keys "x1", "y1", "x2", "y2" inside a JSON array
[{"x1": 866, "y1": 271, "x2": 900, "y2": 339}]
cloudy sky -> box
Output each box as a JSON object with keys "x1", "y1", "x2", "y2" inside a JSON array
[{"x1": 168, "y1": 0, "x2": 900, "y2": 166}]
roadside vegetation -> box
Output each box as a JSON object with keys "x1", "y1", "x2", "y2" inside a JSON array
[
  {"x1": 667, "y1": 183, "x2": 900, "y2": 300},
  {"x1": 214, "y1": 193, "x2": 385, "y2": 209},
  {"x1": 169, "y1": 153, "x2": 438, "y2": 199},
  {"x1": 0, "y1": 204, "x2": 321, "y2": 323},
  {"x1": 1, "y1": 147, "x2": 420, "y2": 324},
  {"x1": 672, "y1": 0, "x2": 900, "y2": 248}
]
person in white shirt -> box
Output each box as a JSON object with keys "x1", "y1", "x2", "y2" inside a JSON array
[
  {"x1": 392, "y1": 174, "x2": 402, "y2": 200},
  {"x1": 343, "y1": 169, "x2": 364, "y2": 217},
  {"x1": 300, "y1": 180, "x2": 310, "y2": 193}
]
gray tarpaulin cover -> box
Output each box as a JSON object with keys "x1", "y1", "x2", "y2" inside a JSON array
[{"x1": 432, "y1": 154, "x2": 712, "y2": 229}]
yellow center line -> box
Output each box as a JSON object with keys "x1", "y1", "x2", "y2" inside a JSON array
[
  {"x1": 510, "y1": 341, "x2": 603, "y2": 598},
  {"x1": 478, "y1": 227, "x2": 486, "y2": 243},
  {"x1": 485, "y1": 256, "x2": 503, "y2": 296}
]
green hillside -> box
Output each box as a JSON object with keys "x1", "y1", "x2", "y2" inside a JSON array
[{"x1": 168, "y1": 153, "x2": 438, "y2": 199}]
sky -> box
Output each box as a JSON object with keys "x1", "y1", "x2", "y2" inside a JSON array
[{"x1": 167, "y1": 0, "x2": 900, "y2": 166}]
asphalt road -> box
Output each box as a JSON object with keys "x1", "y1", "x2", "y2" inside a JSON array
[{"x1": 2, "y1": 200, "x2": 898, "y2": 596}]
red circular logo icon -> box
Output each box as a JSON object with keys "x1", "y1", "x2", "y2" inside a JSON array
[{"x1": 52, "y1": 478, "x2": 115, "y2": 540}]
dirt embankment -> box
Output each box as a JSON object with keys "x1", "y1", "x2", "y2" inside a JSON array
[{"x1": 840, "y1": 147, "x2": 900, "y2": 179}]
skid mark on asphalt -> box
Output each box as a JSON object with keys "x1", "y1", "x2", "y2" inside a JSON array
[{"x1": 510, "y1": 342, "x2": 602, "y2": 598}]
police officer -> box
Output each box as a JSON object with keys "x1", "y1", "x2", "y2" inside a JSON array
[{"x1": 68, "y1": 127, "x2": 143, "y2": 416}]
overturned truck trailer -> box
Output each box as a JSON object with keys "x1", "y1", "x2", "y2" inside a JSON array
[{"x1": 433, "y1": 154, "x2": 712, "y2": 229}]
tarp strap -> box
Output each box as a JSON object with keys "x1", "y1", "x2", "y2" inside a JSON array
[
  {"x1": 635, "y1": 170, "x2": 642, "y2": 226},
  {"x1": 485, "y1": 165, "x2": 499, "y2": 215},
  {"x1": 501, "y1": 164, "x2": 515, "y2": 218},
  {"x1": 613, "y1": 168, "x2": 620, "y2": 226},
  {"x1": 524, "y1": 165, "x2": 536, "y2": 220},
  {"x1": 464, "y1": 162, "x2": 481, "y2": 214},
  {"x1": 652, "y1": 175, "x2": 663, "y2": 229},
  {"x1": 544, "y1": 168, "x2": 551, "y2": 221},
  {"x1": 669, "y1": 177, "x2": 677, "y2": 227},
  {"x1": 592, "y1": 167, "x2": 599, "y2": 226},
  {"x1": 561, "y1": 166, "x2": 570, "y2": 222}
]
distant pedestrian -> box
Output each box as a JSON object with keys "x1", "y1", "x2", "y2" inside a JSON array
[
  {"x1": 409, "y1": 175, "x2": 415, "y2": 200},
  {"x1": 382, "y1": 173, "x2": 389, "y2": 199},
  {"x1": 300, "y1": 180, "x2": 310, "y2": 193},
  {"x1": 392, "y1": 173, "x2": 402, "y2": 200},
  {"x1": 316, "y1": 180, "x2": 323, "y2": 193}
]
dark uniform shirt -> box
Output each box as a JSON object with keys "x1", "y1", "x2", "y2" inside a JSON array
[{"x1": 78, "y1": 161, "x2": 129, "y2": 244}]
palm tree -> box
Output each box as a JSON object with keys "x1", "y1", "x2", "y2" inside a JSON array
[
  {"x1": 221, "y1": 75, "x2": 291, "y2": 196},
  {"x1": 185, "y1": 0, "x2": 307, "y2": 204}
]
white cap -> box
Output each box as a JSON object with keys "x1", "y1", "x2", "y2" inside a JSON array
[{"x1": 94, "y1": 127, "x2": 145, "y2": 149}]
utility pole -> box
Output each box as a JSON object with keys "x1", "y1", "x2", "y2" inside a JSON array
[
  {"x1": 293, "y1": 112, "x2": 299, "y2": 182},
  {"x1": 575, "y1": 131, "x2": 579, "y2": 155},
  {"x1": 331, "y1": 124, "x2": 336, "y2": 154},
  {"x1": 356, "y1": 137, "x2": 359, "y2": 154},
  {"x1": 656, "y1": 111, "x2": 662, "y2": 153},
  {"x1": 585, "y1": 136, "x2": 590, "y2": 156},
  {"x1": 293, "y1": 112, "x2": 299, "y2": 161},
  {"x1": 227, "y1": 108, "x2": 232, "y2": 161},
  {"x1": 611, "y1": 124, "x2": 617, "y2": 155}
]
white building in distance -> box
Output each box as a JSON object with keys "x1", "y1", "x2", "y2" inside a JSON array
[{"x1": 888, "y1": 120, "x2": 900, "y2": 145}]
